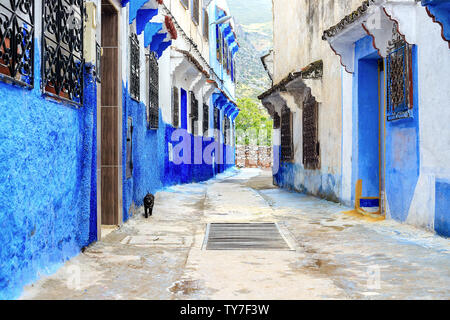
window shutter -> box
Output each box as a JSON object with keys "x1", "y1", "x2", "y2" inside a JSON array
[
  {"x1": 303, "y1": 97, "x2": 320, "y2": 169},
  {"x1": 281, "y1": 105, "x2": 293, "y2": 162},
  {"x1": 172, "y1": 87, "x2": 179, "y2": 127}
]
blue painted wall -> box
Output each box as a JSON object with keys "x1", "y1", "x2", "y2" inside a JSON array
[
  {"x1": 384, "y1": 45, "x2": 420, "y2": 222},
  {"x1": 180, "y1": 88, "x2": 187, "y2": 130},
  {"x1": 356, "y1": 54, "x2": 380, "y2": 198},
  {"x1": 0, "y1": 48, "x2": 97, "y2": 299},
  {"x1": 435, "y1": 179, "x2": 450, "y2": 238}
]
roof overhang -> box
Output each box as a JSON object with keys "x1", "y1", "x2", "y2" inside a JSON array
[
  {"x1": 258, "y1": 60, "x2": 323, "y2": 117},
  {"x1": 213, "y1": 92, "x2": 239, "y2": 120},
  {"x1": 322, "y1": 0, "x2": 418, "y2": 73},
  {"x1": 422, "y1": 0, "x2": 450, "y2": 48}
]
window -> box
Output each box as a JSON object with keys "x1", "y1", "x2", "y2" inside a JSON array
[
  {"x1": 190, "y1": 91, "x2": 199, "y2": 135},
  {"x1": 386, "y1": 23, "x2": 413, "y2": 121},
  {"x1": 42, "y1": 0, "x2": 84, "y2": 105},
  {"x1": 203, "y1": 103, "x2": 209, "y2": 135},
  {"x1": 191, "y1": 0, "x2": 200, "y2": 25},
  {"x1": 273, "y1": 112, "x2": 280, "y2": 129},
  {"x1": 172, "y1": 87, "x2": 179, "y2": 127},
  {"x1": 224, "y1": 117, "x2": 230, "y2": 145},
  {"x1": 0, "y1": 0, "x2": 34, "y2": 88},
  {"x1": 214, "y1": 107, "x2": 219, "y2": 140},
  {"x1": 148, "y1": 51, "x2": 159, "y2": 129},
  {"x1": 180, "y1": 0, "x2": 189, "y2": 9},
  {"x1": 129, "y1": 32, "x2": 140, "y2": 101},
  {"x1": 203, "y1": 9, "x2": 209, "y2": 39},
  {"x1": 280, "y1": 105, "x2": 293, "y2": 162},
  {"x1": 216, "y1": 26, "x2": 222, "y2": 63},
  {"x1": 303, "y1": 96, "x2": 320, "y2": 169},
  {"x1": 126, "y1": 117, "x2": 133, "y2": 179}
]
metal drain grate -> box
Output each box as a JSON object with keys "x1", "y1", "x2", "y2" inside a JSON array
[{"x1": 204, "y1": 223, "x2": 291, "y2": 250}]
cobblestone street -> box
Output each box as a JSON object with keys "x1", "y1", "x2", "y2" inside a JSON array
[{"x1": 21, "y1": 169, "x2": 450, "y2": 300}]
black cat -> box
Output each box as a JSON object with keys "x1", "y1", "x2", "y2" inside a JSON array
[{"x1": 143, "y1": 193, "x2": 155, "y2": 218}]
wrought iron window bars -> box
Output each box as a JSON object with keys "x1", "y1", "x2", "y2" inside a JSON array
[
  {"x1": 224, "y1": 116, "x2": 230, "y2": 145},
  {"x1": 172, "y1": 86, "x2": 179, "y2": 127},
  {"x1": 280, "y1": 105, "x2": 293, "y2": 162},
  {"x1": 203, "y1": 103, "x2": 209, "y2": 135},
  {"x1": 129, "y1": 32, "x2": 140, "y2": 102},
  {"x1": 148, "y1": 51, "x2": 159, "y2": 129},
  {"x1": 0, "y1": 0, "x2": 34, "y2": 88},
  {"x1": 42, "y1": 0, "x2": 84, "y2": 106},
  {"x1": 386, "y1": 23, "x2": 413, "y2": 121},
  {"x1": 190, "y1": 91, "x2": 199, "y2": 135},
  {"x1": 303, "y1": 97, "x2": 320, "y2": 170}
]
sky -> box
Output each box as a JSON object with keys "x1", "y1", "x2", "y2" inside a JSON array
[{"x1": 226, "y1": 0, "x2": 272, "y2": 25}]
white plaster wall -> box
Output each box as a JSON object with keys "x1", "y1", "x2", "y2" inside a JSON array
[
  {"x1": 159, "y1": 48, "x2": 172, "y2": 124},
  {"x1": 271, "y1": 0, "x2": 366, "y2": 199},
  {"x1": 405, "y1": 4, "x2": 450, "y2": 229}
]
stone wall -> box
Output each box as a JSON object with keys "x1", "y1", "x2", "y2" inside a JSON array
[{"x1": 236, "y1": 145, "x2": 273, "y2": 168}]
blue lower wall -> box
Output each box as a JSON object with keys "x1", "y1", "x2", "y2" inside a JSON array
[
  {"x1": 351, "y1": 37, "x2": 420, "y2": 222},
  {"x1": 274, "y1": 162, "x2": 340, "y2": 202},
  {"x1": 0, "y1": 50, "x2": 97, "y2": 299},
  {"x1": 435, "y1": 179, "x2": 450, "y2": 238},
  {"x1": 384, "y1": 46, "x2": 420, "y2": 222}
]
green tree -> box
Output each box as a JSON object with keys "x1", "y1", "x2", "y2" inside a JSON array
[{"x1": 235, "y1": 98, "x2": 273, "y2": 146}]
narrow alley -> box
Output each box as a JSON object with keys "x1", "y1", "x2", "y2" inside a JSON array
[{"x1": 21, "y1": 169, "x2": 450, "y2": 300}]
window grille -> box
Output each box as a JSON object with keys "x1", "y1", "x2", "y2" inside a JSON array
[
  {"x1": 148, "y1": 51, "x2": 159, "y2": 129},
  {"x1": 386, "y1": 23, "x2": 413, "y2": 121},
  {"x1": 303, "y1": 96, "x2": 320, "y2": 169},
  {"x1": 190, "y1": 91, "x2": 199, "y2": 135},
  {"x1": 129, "y1": 32, "x2": 140, "y2": 101},
  {"x1": 0, "y1": 0, "x2": 34, "y2": 87},
  {"x1": 203, "y1": 9, "x2": 209, "y2": 39},
  {"x1": 280, "y1": 105, "x2": 293, "y2": 162},
  {"x1": 273, "y1": 112, "x2": 280, "y2": 129},
  {"x1": 42, "y1": 0, "x2": 84, "y2": 105},
  {"x1": 224, "y1": 117, "x2": 230, "y2": 145},
  {"x1": 192, "y1": 0, "x2": 199, "y2": 25},
  {"x1": 180, "y1": 0, "x2": 189, "y2": 9},
  {"x1": 126, "y1": 117, "x2": 133, "y2": 179},
  {"x1": 172, "y1": 87, "x2": 179, "y2": 127},
  {"x1": 203, "y1": 103, "x2": 209, "y2": 135},
  {"x1": 214, "y1": 107, "x2": 219, "y2": 140}
]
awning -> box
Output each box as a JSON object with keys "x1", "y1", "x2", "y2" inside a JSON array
[
  {"x1": 322, "y1": 0, "x2": 416, "y2": 73},
  {"x1": 258, "y1": 60, "x2": 323, "y2": 118},
  {"x1": 422, "y1": 0, "x2": 450, "y2": 47},
  {"x1": 216, "y1": 7, "x2": 239, "y2": 56},
  {"x1": 212, "y1": 92, "x2": 239, "y2": 120},
  {"x1": 121, "y1": 0, "x2": 176, "y2": 57}
]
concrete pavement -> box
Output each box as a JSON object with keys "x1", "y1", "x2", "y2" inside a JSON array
[{"x1": 21, "y1": 169, "x2": 450, "y2": 299}]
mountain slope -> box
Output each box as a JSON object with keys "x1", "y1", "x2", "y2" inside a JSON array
[{"x1": 227, "y1": 0, "x2": 273, "y2": 100}]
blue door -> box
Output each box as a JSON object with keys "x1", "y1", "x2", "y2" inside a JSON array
[{"x1": 180, "y1": 88, "x2": 187, "y2": 130}]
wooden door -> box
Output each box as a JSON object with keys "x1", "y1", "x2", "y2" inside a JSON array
[{"x1": 101, "y1": 1, "x2": 120, "y2": 225}]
